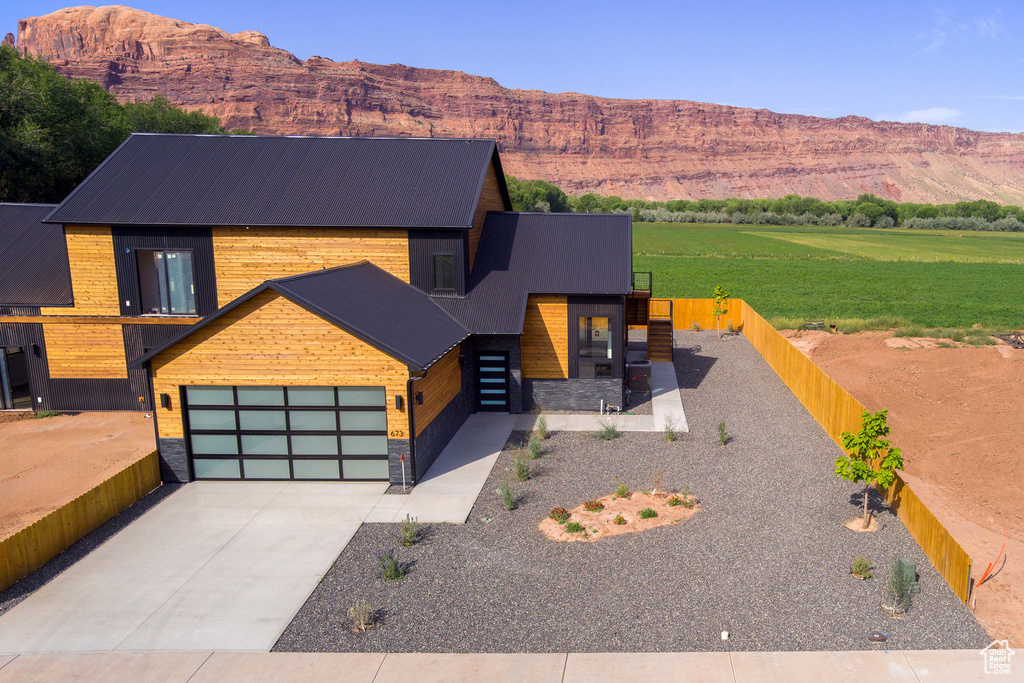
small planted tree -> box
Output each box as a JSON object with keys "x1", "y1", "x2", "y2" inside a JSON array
[
  {"x1": 712, "y1": 285, "x2": 730, "y2": 339},
  {"x1": 836, "y1": 409, "x2": 904, "y2": 529}
]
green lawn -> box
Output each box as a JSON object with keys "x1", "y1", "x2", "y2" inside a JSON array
[{"x1": 633, "y1": 223, "x2": 1024, "y2": 328}]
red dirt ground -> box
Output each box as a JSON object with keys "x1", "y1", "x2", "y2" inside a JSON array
[
  {"x1": 784, "y1": 329, "x2": 1024, "y2": 645},
  {"x1": 0, "y1": 412, "x2": 156, "y2": 540}
]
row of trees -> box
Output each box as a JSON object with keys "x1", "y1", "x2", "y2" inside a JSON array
[
  {"x1": 505, "y1": 174, "x2": 1024, "y2": 231},
  {"x1": 0, "y1": 46, "x2": 249, "y2": 204}
]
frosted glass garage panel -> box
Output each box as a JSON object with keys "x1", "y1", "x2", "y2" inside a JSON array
[
  {"x1": 193, "y1": 458, "x2": 241, "y2": 479},
  {"x1": 239, "y1": 410, "x2": 286, "y2": 431},
  {"x1": 287, "y1": 387, "x2": 336, "y2": 406},
  {"x1": 341, "y1": 435, "x2": 389, "y2": 455},
  {"x1": 291, "y1": 435, "x2": 339, "y2": 455},
  {"x1": 289, "y1": 411, "x2": 337, "y2": 430},
  {"x1": 242, "y1": 459, "x2": 290, "y2": 479},
  {"x1": 337, "y1": 387, "x2": 386, "y2": 406},
  {"x1": 342, "y1": 459, "x2": 389, "y2": 480},
  {"x1": 190, "y1": 434, "x2": 238, "y2": 455},
  {"x1": 187, "y1": 410, "x2": 236, "y2": 430},
  {"x1": 236, "y1": 387, "x2": 284, "y2": 406},
  {"x1": 339, "y1": 411, "x2": 387, "y2": 430},
  {"x1": 186, "y1": 386, "x2": 234, "y2": 405},
  {"x1": 293, "y1": 459, "x2": 341, "y2": 479},
  {"x1": 241, "y1": 434, "x2": 288, "y2": 455}
]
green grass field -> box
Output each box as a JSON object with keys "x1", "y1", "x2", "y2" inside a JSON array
[{"x1": 633, "y1": 223, "x2": 1024, "y2": 329}]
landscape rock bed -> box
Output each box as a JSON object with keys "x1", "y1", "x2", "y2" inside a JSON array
[
  {"x1": 539, "y1": 492, "x2": 699, "y2": 542},
  {"x1": 276, "y1": 331, "x2": 989, "y2": 653}
]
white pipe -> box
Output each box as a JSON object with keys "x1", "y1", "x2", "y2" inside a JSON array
[{"x1": 600, "y1": 399, "x2": 605, "y2": 414}]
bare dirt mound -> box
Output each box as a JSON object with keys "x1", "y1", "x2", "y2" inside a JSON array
[
  {"x1": 0, "y1": 412, "x2": 156, "y2": 539},
  {"x1": 784, "y1": 329, "x2": 1024, "y2": 644}
]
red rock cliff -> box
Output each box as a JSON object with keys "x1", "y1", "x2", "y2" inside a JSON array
[{"x1": 14, "y1": 5, "x2": 1024, "y2": 203}]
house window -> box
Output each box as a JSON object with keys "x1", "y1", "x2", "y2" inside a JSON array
[
  {"x1": 433, "y1": 254, "x2": 455, "y2": 292},
  {"x1": 578, "y1": 317, "x2": 612, "y2": 378},
  {"x1": 137, "y1": 250, "x2": 196, "y2": 315}
]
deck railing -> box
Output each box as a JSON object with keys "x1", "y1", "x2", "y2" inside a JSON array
[
  {"x1": 631, "y1": 271, "x2": 652, "y2": 292},
  {"x1": 649, "y1": 298, "x2": 673, "y2": 320}
]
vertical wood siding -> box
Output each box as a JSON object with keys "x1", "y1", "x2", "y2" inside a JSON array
[
  {"x1": 211, "y1": 227, "x2": 411, "y2": 307},
  {"x1": 521, "y1": 295, "x2": 569, "y2": 379},
  {"x1": 40, "y1": 226, "x2": 119, "y2": 316},
  {"x1": 150, "y1": 291, "x2": 410, "y2": 439},
  {"x1": 413, "y1": 345, "x2": 462, "y2": 437}
]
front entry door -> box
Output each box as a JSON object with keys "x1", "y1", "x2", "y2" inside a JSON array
[
  {"x1": 475, "y1": 351, "x2": 509, "y2": 412},
  {"x1": 0, "y1": 347, "x2": 32, "y2": 410}
]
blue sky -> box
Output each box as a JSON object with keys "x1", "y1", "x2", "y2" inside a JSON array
[{"x1": 6, "y1": 1, "x2": 1023, "y2": 132}]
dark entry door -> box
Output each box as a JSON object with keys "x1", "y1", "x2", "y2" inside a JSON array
[
  {"x1": 475, "y1": 351, "x2": 510, "y2": 412},
  {"x1": 0, "y1": 347, "x2": 32, "y2": 410}
]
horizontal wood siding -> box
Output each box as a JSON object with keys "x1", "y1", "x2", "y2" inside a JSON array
[
  {"x1": 43, "y1": 322, "x2": 128, "y2": 379},
  {"x1": 40, "y1": 226, "x2": 119, "y2": 316},
  {"x1": 413, "y1": 345, "x2": 462, "y2": 437},
  {"x1": 469, "y1": 163, "x2": 505, "y2": 269},
  {"x1": 521, "y1": 295, "x2": 569, "y2": 379},
  {"x1": 212, "y1": 227, "x2": 411, "y2": 307},
  {"x1": 3, "y1": 316, "x2": 199, "y2": 325},
  {"x1": 151, "y1": 291, "x2": 409, "y2": 439}
]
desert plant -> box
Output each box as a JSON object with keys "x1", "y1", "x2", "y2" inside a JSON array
[
  {"x1": 614, "y1": 478, "x2": 630, "y2": 499},
  {"x1": 613, "y1": 514, "x2": 627, "y2": 525},
  {"x1": 527, "y1": 436, "x2": 543, "y2": 459},
  {"x1": 852, "y1": 556, "x2": 873, "y2": 579},
  {"x1": 717, "y1": 421, "x2": 730, "y2": 446},
  {"x1": 727, "y1": 320, "x2": 735, "y2": 334},
  {"x1": 396, "y1": 514, "x2": 421, "y2": 547},
  {"x1": 536, "y1": 415, "x2": 549, "y2": 440},
  {"x1": 666, "y1": 495, "x2": 682, "y2": 507},
  {"x1": 679, "y1": 484, "x2": 696, "y2": 509},
  {"x1": 596, "y1": 421, "x2": 620, "y2": 440},
  {"x1": 663, "y1": 416, "x2": 678, "y2": 442},
  {"x1": 691, "y1": 321, "x2": 701, "y2": 332},
  {"x1": 512, "y1": 455, "x2": 531, "y2": 482},
  {"x1": 651, "y1": 468, "x2": 664, "y2": 494},
  {"x1": 348, "y1": 599, "x2": 375, "y2": 633},
  {"x1": 836, "y1": 409, "x2": 904, "y2": 529},
  {"x1": 885, "y1": 558, "x2": 912, "y2": 616},
  {"x1": 583, "y1": 500, "x2": 604, "y2": 512},
  {"x1": 639, "y1": 508, "x2": 658, "y2": 519},
  {"x1": 712, "y1": 284, "x2": 730, "y2": 339},
  {"x1": 498, "y1": 481, "x2": 517, "y2": 511},
  {"x1": 33, "y1": 410, "x2": 60, "y2": 419},
  {"x1": 377, "y1": 549, "x2": 405, "y2": 582},
  {"x1": 549, "y1": 507, "x2": 570, "y2": 524},
  {"x1": 565, "y1": 521, "x2": 585, "y2": 534}
]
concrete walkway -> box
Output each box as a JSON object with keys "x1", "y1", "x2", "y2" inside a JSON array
[
  {"x1": 365, "y1": 413, "x2": 519, "y2": 524},
  {"x1": 0, "y1": 650, "x2": 1011, "y2": 682},
  {"x1": 0, "y1": 482, "x2": 387, "y2": 653},
  {"x1": 515, "y1": 361, "x2": 688, "y2": 433}
]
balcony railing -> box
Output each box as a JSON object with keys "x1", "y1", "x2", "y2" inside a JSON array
[
  {"x1": 649, "y1": 298, "x2": 673, "y2": 320},
  {"x1": 632, "y1": 271, "x2": 652, "y2": 292}
]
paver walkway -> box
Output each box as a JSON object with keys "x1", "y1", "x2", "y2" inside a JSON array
[
  {"x1": 365, "y1": 413, "x2": 519, "y2": 523},
  {"x1": 0, "y1": 481, "x2": 387, "y2": 653},
  {"x1": 514, "y1": 361, "x2": 688, "y2": 432},
  {"x1": 0, "y1": 650, "x2": 1011, "y2": 682}
]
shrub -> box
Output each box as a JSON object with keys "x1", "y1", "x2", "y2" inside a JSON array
[
  {"x1": 377, "y1": 549, "x2": 405, "y2": 582},
  {"x1": 549, "y1": 507, "x2": 570, "y2": 524},
  {"x1": 679, "y1": 484, "x2": 696, "y2": 509},
  {"x1": 498, "y1": 481, "x2": 517, "y2": 511},
  {"x1": 583, "y1": 500, "x2": 604, "y2": 512},
  {"x1": 596, "y1": 422, "x2": 620, "y2": 440},
  {"x1": 639, "y1": 508, "x2": 658, "y2": 519},
  {"x1": 512, "y1": 456, "x2": 531, "y2": 482},
  {"x1": 614, "y1": 478, "x2": 630, "y2": 499},
  {"x1": 613, "y1": 514, "x2": 627, "y2": 525},
  {"x1": 536, "y1": 415, "x2": 548, "y2": 440},
  {"x1": 718, "y1": 421, "x2": 730, "y2": 446},
  {"x1": 886, "y1": 558, "x2": 912, "y2": 616},
  {"x1": 852, "y1": 556, "x2": 873, "y2": 579},
  {"x1": 663, "y1": 416, "x2": 678, "y2": 442},
  {"x1": 691, "y1": 321, "x2": 701, "y2": 332},
  {"x1": 33, "y1": 410, "x2": 60, "y2": 419},
  {"x1": 527, "y1": 436, "x2": 543, "y2": 459},
  {"x1": 396, "y1": 514, "x2": 421, "y2": 547},
  {"x1": 565, "y1": 521, "x2": 585, "y2": 534},
  {"x1": 348, "y1": 599, "x2": 375, "y2": 633},
  {"x1": 666, "y1": 495, "x2": 682, "y2": 507}
]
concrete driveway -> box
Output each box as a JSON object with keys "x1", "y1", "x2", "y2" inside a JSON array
[{"x1": 0, "y1": 481, "x2": 387, "y2": 653}]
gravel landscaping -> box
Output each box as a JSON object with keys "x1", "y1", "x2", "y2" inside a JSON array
[{"x1": 275, "y1": 331, "x2": 989, "y2": 652}]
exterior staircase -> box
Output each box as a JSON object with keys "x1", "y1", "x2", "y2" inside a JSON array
[{"x1": 647, "y1": 318, "x2": 674, "y2": 361}]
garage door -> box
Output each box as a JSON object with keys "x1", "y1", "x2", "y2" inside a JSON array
[{"x1": 182, "y1": 385, "x2": 390, "y2": 481}]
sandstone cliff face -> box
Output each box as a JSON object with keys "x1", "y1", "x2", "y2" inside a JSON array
[{"x1": 14, "y1": 5, "x2": 1024, "y2": 203}]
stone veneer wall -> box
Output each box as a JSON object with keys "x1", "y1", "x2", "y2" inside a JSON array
[{"x1": 523, "y1": 378, "x2": 624, "y2": 412}]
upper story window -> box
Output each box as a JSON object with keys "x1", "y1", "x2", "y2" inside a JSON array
[
  {"x1": 433, "y1": 253, "x2": 455, "y2": 292},
  {"x1": 137, "y1": 250, "x2": 196, "y2": 315}
]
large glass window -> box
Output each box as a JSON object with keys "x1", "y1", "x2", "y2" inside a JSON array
[
  {"x1": 137, "y1": 250, "x2": 196, "y2": 315},
  {"x1": 433, "y1": 253, "x2": 455, "y2": 292},
  {"x1": 578, "y1": 317, "x2": 612, "y2": 378}
]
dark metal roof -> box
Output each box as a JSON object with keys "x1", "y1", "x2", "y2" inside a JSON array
[
  {"x1": 434, "y1": 212, "x2": 633, "y2": 334},
  {"x1": 0, "y1": 203, "x2": 73, "y2": 306},
  {"x1": 46, "y1": 134, "x2": 510, "y2": 228},
  {"x1": 132, "y1": 261, "x2": 468, "y2": 371}
]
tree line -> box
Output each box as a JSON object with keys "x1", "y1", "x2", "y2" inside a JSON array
[
  {"x1": 505, "y1": 175, "x2": 1024, "y2": 232},
  {"x1": 1, "y1": 45, "x2": 249, "y2": 204}
]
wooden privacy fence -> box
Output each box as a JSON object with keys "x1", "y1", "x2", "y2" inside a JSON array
[
  {"x1": 669, "y1": 298, "x2": 742, "y2": 332},
  {"x1": 0, "y1": 451, "x2": 161, "y2": 592}
]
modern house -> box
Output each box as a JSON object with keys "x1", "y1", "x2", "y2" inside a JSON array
[{"x1": 0, "y1": 134, "x2": 653, "y2": 486}]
